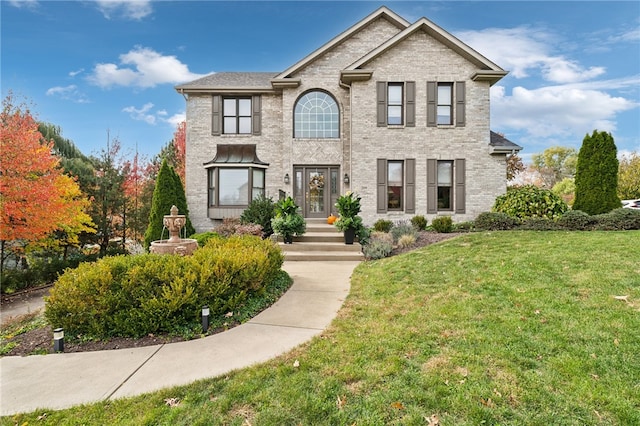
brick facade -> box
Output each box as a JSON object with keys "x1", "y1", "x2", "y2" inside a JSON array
[{"x1": 177, "y1": 7, "x2": 520, "y2": 232}]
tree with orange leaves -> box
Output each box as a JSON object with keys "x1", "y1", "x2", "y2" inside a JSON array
[{"x1": 0, "y1": 94, "x2": 94, "y2": 273}]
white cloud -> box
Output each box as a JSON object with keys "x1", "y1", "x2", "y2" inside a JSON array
[
  {"x1": 46, "y1": 85, "x2": 90, "y2": 103},
  {"x1": 69, "y1": 68, "x2": 85, "y2": 77},
  {"x1": 95, "y1": 0, "x2": 153, "y2": 20},
  {"x1": 88, "y1": 46, "x2": 205, "y2": 88},
  {"x1": 491, "y1": 82, "x2": 637, "y2": 138},
  {"x1": 122, "y1": 102, "x2": 157, "y2": 124},
  {"x1": 165, "y1": 112, "x2": 186, "y2": 127},
  {"x1": 457, "y1": 27, "x2": 606, "y2": 83},
  {"x1": 7, "y1": 0, "x2": 38, "y2": 9}
]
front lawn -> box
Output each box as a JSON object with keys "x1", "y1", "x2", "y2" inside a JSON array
[{"x1": 4, "y1": 231, "x2": 639, "y2": 425}]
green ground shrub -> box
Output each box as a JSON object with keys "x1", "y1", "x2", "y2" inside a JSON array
[
  {"x1": 362, "y1": 232, "x2": 394, "y2": 260},
  {"x1": 592, "y1": 208, "x2": 640, "y2": 230},
  {"x1": 453, "y1": 221, "x2": 475, "y2": 232},
  {"x1": 240, "y1": 194, "x2": 276, "y2": 237},
  {"x1": 557, "y1": 210, "x2": 594, "y2": 230},
  {"x1": 45, "y1": 236, "x2": 284, "y2": 338},
  {"x1": 372, "y1": 219, "x2": 393, "y2": 233},
  {"x1": 518, "y1": 217, "x2": 562, "y2": 231},
  {"x1": 475, "y1": 212, "x2": 520, "y2": 231},
  {"x1": 410, "y1": 215, "x2": 428, "y2": 231},
  {"x1": 431, "y1": 216, "x2": 453, "y2": 233},
  {"x1": 493, "y1": 185, "x2": 568, "y2": 220},
  {"x1": 191, "y1": 232, "x2": 219, "y2": 247}
]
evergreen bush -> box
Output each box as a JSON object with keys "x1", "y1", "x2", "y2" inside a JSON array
[
  {"x1": 373, "y1": 219, "x2": 393, "y2": 233},
  {"x1": 45, "y1": 236, "x2": 283, "y2": 338},
  {"x1": 241, "y1": 194, "x2": 276, "y2": 237},
  {"x1": 557, "y1": 210, "x2": 594, "y2": 230},
  {"x1": 493, "y1": 185, "x2": 568, "y2": 220},
  {"x1": 144, "y1": 159, "x2": 194, "y2": 249},
  {"x1": 474, "y1": 212, "x2": 520, "y2": 231},
  {"x1": 410, "y1": 215, "x2": 428, "y2": 231},
  {"x1": 592, "y1": 208, "x2": 640, "y2": 230},
  {"x1": 431, "y1": 216, "x2": 453, "y2": 233},
  {"x1": 573, "y1": 130, "x2": 621, "y2": 215},
  {"x1": 518, "y1": 217, "x2": 561, "y2": 231}
]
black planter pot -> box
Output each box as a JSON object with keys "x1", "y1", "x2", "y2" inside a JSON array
[
  {"x1": 284, "y1": 234, "x2": 293, "y2": 244},
  {"x1": 344, "y1": 228, "x2": 355, "y2": 245}
]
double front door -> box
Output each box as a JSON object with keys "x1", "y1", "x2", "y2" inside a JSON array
[{"x1": 293, "y1": 166, "x2": 340, "y2": 218}]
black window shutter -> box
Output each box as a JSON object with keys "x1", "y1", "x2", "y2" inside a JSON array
[
  {"x1": 406, "y1": 82, "x2": 416, "y2": 127},
  {"x1": 427, "y1": 82, "x2": 436, "y2": 127},
  {"x1": 455, "y1": 158, "x2": 466, "y2": 214},
  {"x1": 427, "y1": 158, "x2": 437, "y2": 213},
  {"x1": 377, "y1": 82, "x2": 387, "y2": 127},
  {"x1": 212, "y1": 95, "x2": 221, "y2": 136},
  {"x1": 456, "y1": 82, "x2": 466, "y2": 127},
  {"x1": 377, "y1": 158, "x2": 387, "y2": 213},
  {"x1": 405, "y1": 158, "x2": 416, "y2": 213},
  {"x1": 252, "y1": 95, "x2": 261, "y2": 135}
]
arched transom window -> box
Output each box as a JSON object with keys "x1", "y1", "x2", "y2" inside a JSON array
[{"x1": 294, "y1": 91, "x2": 339, "y2": 139}]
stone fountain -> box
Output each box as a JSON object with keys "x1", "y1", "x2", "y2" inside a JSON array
[{"x1": 149, "y1": 205, "x2": 198, "y2": 255}]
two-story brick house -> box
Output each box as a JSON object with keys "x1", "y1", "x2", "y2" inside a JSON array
[{"x1": 176, "y1": 6, "x2": 521, "y2": 233}]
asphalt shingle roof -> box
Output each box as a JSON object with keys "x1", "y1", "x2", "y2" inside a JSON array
[{"x1": 176, "y1": 72, "x2": 279, "y2": 90}]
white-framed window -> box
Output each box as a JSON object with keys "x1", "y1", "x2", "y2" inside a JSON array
[
  {"x1": 437, "y1": 83, "x2": 453, "y2": 125},
  {"x1": 437, "y1": 160, "x2": 453, "y2": 210},
  {"x1": 294, "y1": 91, "x2": 339, "y2": 138},
  {"x1": 387, "y1": 83, "x2": 404, "y2": 125},
  {"x1": 208, "y1": 167, "x2": 265, "y2": 207},
  {"x1": 376, "y1": 81, "x2": 415, "y2": 127},
  {"x1": 223, "y1": 97, "x2": 252, "y2": 134}
]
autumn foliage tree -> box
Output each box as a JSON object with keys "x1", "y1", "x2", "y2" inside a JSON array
[
  {"x1": 0, "y1": 94, "x2": 94, "y2": 273},
  {"x1": 618, "y1": 152, "x2": 640, "y2": 200}
]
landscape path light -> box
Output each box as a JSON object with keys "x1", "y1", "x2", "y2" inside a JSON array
[
  {"x1": 53, "y1": 328, "x2": 64, "y2": 353},
  {"x1": 202, "y1": 305, "x2": 210, "y2": 334}
]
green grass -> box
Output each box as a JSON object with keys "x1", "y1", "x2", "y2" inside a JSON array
[{"x1": 3, "y1": 231, "x2": 639, "y2": 425}]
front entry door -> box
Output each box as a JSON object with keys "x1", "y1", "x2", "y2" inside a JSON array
[{"x1": 293, "y1": 166, "x2": 339, "y2": 218}]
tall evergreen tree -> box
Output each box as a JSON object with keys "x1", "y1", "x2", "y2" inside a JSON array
[
  {"x1": 573, "y1": 130, "x2": 621, "y2": 215},
  {"x1": 144, "y1": 159, "x2": 194, "y2": 249}
]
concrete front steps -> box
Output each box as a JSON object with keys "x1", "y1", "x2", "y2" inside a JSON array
[{"x1": 278, "y1": 219, "x2": 364, "y2": 261}]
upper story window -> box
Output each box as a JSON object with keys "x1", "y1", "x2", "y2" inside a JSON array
[
  {"x1": 223, "y1": 98, "x2": 252, "y2": 134},
  {"x1": 212, "y1": 95, "x2": 261, "y2": 136},
  {"x1": 437, "y1": 83, "x2": 453, "y2": 125},
  {"x1": 387, "y1": 83, "x2": 404, "y2": 125},
  {"x1": 376, "y1": 81, "x2": 415, "y2": 127},
  {"x1": 294, "y1": 91, "x2": 339, "y2": 138},
  {"x1": 427, "y1": 81, "x2": 465, "y2": 127}
]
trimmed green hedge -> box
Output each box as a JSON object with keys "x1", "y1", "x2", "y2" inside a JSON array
[{"x1": 45, "y1": 235, "x2": 284, "y2": 338}]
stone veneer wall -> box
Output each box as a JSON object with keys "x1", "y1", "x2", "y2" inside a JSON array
[{"x1": 183, "y1": 17, "x2": 508, "y2": 232}]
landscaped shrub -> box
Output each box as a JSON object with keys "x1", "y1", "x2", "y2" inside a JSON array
[
  {"x1": 373, "y1": 219, "x2": 393, "y2": 233},
  {"x1": 431, "y1": 216, "x2": 453, "y2": 233},
  {"x1": 474, "y1": 212, "x2": 520, "y2": 231},
  {"x1": 191, "y1": 232, "x2": 219, "y2": 247},
  {"x1": 390, "y1": 220, "x2": 418, "y2": 243},
  {"x1": 518, "y1": 217, "x2": 562, "y2": 231},
  {"x1": 397, "y1": 234, "x2": 416, "y2": 249},
  {"x1": 453, "y1": 221, "x2": 475, "y2": 232},
  {"x1": 592, "y1": 208, "x2": 640, "y2": 230},
  {"x1": 214, "y1": 218, "x2": 264, "y2": 238},
  {"x1": 45, "y1": 236, "x2": 284, "y2": 339},
  {"x1": 558, "y1": 210, "x2": 594, "y2": 230},
  {"x1": 493, "y1": 185, "x2": 568, "y2": 220},
  {"x1": 240, "y1": 194, "x2": 276, "y2": 237},
  {"x1": 362, "y1": 232, "x2": 393, "y2": 260},
  {"x1": 410, "y1": 215, "x2": 428, "y2": 231}
]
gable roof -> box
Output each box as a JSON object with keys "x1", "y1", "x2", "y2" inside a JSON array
[
  {"x1": 272, "y1": 6, "x2": 410, "y2": 81},
  {"x1": 490, "y1": 131, "x2": 523, "y2": 154},
  {"x1": 343, "y1": 17, "x2": 507, "y2": 85},
  {"x1": 176, "y1": 72, "x2": 278, "y2": 94}
]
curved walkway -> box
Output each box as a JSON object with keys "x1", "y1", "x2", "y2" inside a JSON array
[{"x1": 0, "y1": 261, "x2": 359, "y2": 416}]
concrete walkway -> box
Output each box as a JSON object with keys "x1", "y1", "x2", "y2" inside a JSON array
[{"x1": 0, "y1": 261, "x2": 359, "y2": 416}]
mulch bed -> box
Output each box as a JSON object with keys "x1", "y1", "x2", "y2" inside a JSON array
[{"x1": 1, "y1": 232, "x2": 460, "y2": 357}]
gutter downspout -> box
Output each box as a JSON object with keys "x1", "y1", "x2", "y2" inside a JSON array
[{"x1": 339, "y1": 79, "x2": 352, "y2": 192}]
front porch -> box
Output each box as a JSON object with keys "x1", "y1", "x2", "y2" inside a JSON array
[{"x1": 277, "y1": 219, "x2": 364, "y2": 261}]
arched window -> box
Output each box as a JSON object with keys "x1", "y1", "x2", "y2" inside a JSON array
[{"x1": 294, "y1": 91, "x2": 339, "y2": 138}]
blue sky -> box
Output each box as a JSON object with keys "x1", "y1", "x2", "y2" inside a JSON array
[{"x1": 2, "y1": 1, "x2": 639, "y2": 163}]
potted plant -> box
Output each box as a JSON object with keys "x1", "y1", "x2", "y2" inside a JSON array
[
  {"x1": 271, "y1": 196, "x2": 306, "y2": 244},
  {"x1": 334, "y1": 191, "x2": 365, "y2": 244}
]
